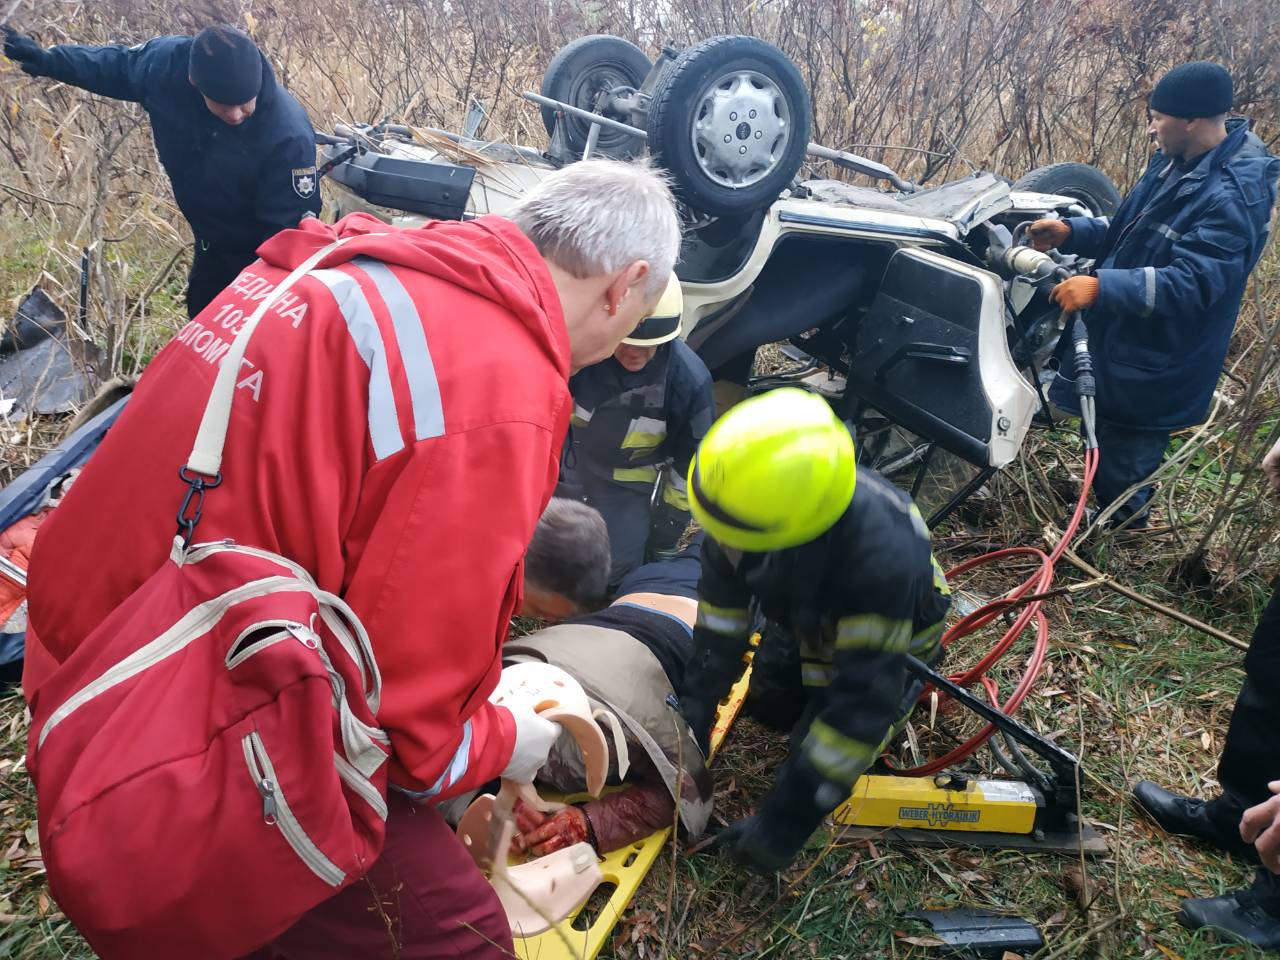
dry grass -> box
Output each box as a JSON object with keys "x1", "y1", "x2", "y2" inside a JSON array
[
  {"x1": 2, "y1": 0, "x2": 1280, "y2": 957},
  {"x1": 2, "y1": 449, "x2": 1274, "y2": 957}
]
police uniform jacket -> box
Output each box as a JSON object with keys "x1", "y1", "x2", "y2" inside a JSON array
[{"x1": 38, "y1": 36, "x2": 323, "y2": 252}]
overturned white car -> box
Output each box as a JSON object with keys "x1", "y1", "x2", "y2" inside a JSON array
[{"x1": 318, "y1": 34, "x2": 1119, "y2": 521}]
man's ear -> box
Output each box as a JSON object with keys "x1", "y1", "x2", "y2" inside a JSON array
[{"x1": 604, "y1": 260, "x2": 650, "y2": 316}]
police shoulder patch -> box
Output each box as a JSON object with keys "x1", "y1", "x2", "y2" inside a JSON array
[{"x1": 292, "y1": 166, "x2": 317, "y2": 199}]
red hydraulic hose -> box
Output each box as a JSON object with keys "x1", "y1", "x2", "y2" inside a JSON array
[{"x1": 896, "y1": 446, "x2": 1099, "y2": 776}]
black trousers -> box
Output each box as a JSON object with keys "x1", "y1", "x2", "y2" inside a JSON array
[
  {"x1": 1090, "y1": 421, "x2": 1171, "y2": 528},
  {"x1": 1207, "y1": 580, "x2": 1280, "y2": 908},
  {"x1": 186, "y1": 241, "x2": 256, "y2": 319},
  {"x1": 1048, "y1": 375, "x2": 1170, "y2": 528}
]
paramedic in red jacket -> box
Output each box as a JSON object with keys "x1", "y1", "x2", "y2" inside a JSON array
[{"x1": 23, "y1": 159, "x2": 681, "y2": 958}]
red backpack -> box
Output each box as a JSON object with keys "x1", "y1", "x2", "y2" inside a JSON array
[{"x1": 27, "y1": 239, "x2": 391, "y2": 959}]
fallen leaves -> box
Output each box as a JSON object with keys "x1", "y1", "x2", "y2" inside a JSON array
[{"x1": 894, "y1": 932, "x2": 945, "y2": 947}]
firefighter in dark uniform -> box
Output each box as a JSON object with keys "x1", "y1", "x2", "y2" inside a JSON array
[
  {"x1": 677, "y1": 388, "x2": 952, "y2": 873},
  {"x1": 3, "y1": 23, "x2": 323, "y2": 317},
  {"x1": 562, "y1": 275, "x2": 715, "y2": 594}
]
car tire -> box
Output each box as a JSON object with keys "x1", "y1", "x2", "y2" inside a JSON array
[
  {"x1": 1013, "y1": 162, "x2": 1122, "y2": 217},
  {"x1": 647, "y1": 35, "x2": 811, "y2": 217},
  {"x1": 540, "y1": 35, "x2": 652, "y2": 159}
]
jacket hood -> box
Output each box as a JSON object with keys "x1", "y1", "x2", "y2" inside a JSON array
[
  {"x1": 1189, "y1": 119, "x2": 1275, "y2": 172},
  {"x1": 257, "y1": 213, "x2": 569, "y2": 379},
  {"x1": 1147, "y1": 118, "x2": 1280, "y2": 197},
  {"x1": 254, "y1": 52, "x2": 279, "y2": 107},
  {"x1": 1222, "y1": 119, "x2": 1280, "y2": 201}
]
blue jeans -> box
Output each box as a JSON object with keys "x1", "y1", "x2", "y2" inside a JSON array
[{"x1": 1050, "y1": 375, "x2": 1169, "y2": 528}]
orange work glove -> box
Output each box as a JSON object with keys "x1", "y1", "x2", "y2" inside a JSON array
[
  {"x1": 515, "y1": 805, "x2": 592, "y2": 857},
  {"x1": 1027, "y1": 218, "x2": 1072, "y2": 252},
  {"x1": 1049, "y1": 275, "x2": 1100, "y2": 312}
]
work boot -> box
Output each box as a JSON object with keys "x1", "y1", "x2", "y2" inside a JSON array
[
  {"x1": 1178, "y1": 890, "x2": 1280, "y2": 952},
  {"x1": 1132, "y1": 781, "x2": 1256, "y2": 859}
]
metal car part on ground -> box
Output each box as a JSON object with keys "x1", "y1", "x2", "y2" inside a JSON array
[{"x1": 0, "y1": 288, "x2": 101, "y2": 420}]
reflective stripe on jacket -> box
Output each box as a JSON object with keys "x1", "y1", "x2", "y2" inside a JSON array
[
  {"x1": 1061, "y1": 118, "x2": 1279, "y2": 430},
  {"x1": 686, "y1": 468, "x2": 951, "y2": 834},
  {"x1": 26, "y1": 213, "x2": 571, "y2": 803},
  {"x1": 567, "y1": 339, "x2": 714, "y2": 510}
]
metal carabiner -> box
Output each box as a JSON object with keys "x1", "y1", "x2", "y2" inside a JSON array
[{"x1": 175, "y1": 466, "x2": 223, "y2": 548}]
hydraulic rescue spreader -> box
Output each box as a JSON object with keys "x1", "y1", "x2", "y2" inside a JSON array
[{"x1": 836, "y1": 258, "x2": 1106, "y2": 854}]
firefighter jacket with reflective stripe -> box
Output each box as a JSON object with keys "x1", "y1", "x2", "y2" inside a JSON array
[
  {"x1": 25, "y1": 213, "x2": 571, "y2": 803},
  {"x1": 38, "y1": 36, "x2": 322, "y2": 252},
  {"x1": 685, "y1": 467, "x2": 951, "y2": 840},
  {"x1": 1061, "y1": 118, "x2": 1279, "y2": 430},
  {"x1": 567, "y1": 339, "x2": 714, "y2": 514}
]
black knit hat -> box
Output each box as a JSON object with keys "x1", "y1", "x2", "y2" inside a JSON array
[
  {"x1": 1150, "y1": 61, "x2": 1233, "y2": 119},
  {"x1": 189, "y1": 25, "x2": 262, "y2": 105}
]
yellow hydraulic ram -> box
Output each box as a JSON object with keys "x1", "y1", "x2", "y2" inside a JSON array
[
  {"x1": 832, "y1": 656, "x2": 1107, "y2": 855},
  {"x1": 834, "y1": 774, "x2": 1039, "y2": 835}
]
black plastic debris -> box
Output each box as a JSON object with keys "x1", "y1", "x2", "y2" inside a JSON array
[
  {"x1": 0, "y1": 287, "x2": 100, "y2": 418},
  {"x1": 904, "y1": 908, "x2": 1045, "y2": 958}
]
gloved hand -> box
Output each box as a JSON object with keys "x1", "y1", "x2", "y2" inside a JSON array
[
  {"x1": 678, "y1": 693, "x2": 717, "y2": 756},
  {"x1": 2, "y1": 27, "x2": 50, "y2": 76},
  {"x1": 1049, "y1": 275, "x2": 1100, "y2": 312},
  {"x1": 1027, "y1": 218, "x2": 1071, "y2": 252},
  {"x1": 514, "y1": 804, "x2": 593, "y2": 857},
  {"x1": 496, "y1": 703, "x2": 561, "y2": 783},
  {"x1": 646, "y1": 504, "x2": 689, "y2": 562},
  {"x1": 710, "y1": 813, "x2": 806, "y2": 875}
]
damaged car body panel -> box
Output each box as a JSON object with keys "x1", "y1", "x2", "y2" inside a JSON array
[{"x1": 316, "y1": 34, "x2": 1119, "y2": 513}]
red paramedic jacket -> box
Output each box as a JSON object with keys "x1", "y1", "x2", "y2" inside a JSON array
[{"x1": 24, "y1": 213, "x2": 571, "y2": 802}]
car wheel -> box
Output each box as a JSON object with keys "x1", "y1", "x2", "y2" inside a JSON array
[
  {"x1": 647, "y1": 35, "x2": 811, "y2": 217},
  {"x1": 540, "y1": 35, "x2": 652, "y2": 159},
  {"x1": 1013, "y1": 162, "x2": 1122, "y2": 217}
]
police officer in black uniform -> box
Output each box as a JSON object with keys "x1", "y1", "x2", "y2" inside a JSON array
[
  {"x1": 3, "y1": 23, "x2": 323, "y2": 317},
  {"x1": 562, "y1": 276, "x2": 715, "y2": 595},
  {"x1": 1132, "y1": 433, "x2": 1280, "y2": 950}
]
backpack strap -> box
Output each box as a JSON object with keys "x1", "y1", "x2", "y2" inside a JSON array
[{"x1": 185, "y1": 236, "x2": 354, "y2": 478}]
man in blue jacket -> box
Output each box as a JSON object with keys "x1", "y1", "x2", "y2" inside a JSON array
[
  {"x1": 1029, "y1": 62, "x2": 1279, "y2": 528},
  {"x1": 3, "y1": 24, "x2": 323, "y2": 317}
]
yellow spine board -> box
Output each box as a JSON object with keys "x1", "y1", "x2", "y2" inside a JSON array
[
  {"x1": 832, "y1": 775, "x2": 1039, "y2": 835},
  {"x1": 513, "y1": 647, "x2": 756, "y2": 960}
]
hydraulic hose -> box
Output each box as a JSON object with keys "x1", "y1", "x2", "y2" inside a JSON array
[{"x1": 896, "y1": 308, "x2": 1098, "y2": 776}]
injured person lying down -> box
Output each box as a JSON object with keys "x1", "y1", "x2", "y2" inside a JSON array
[{"x1": 507, "y1": 530, "x2": 713, "y2": 857}]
